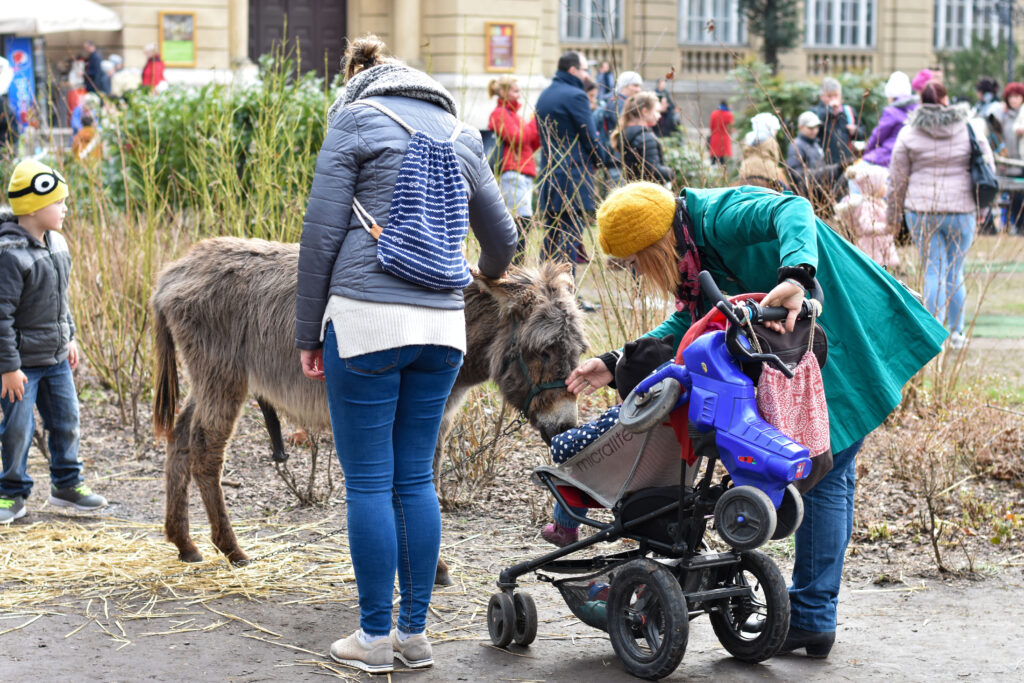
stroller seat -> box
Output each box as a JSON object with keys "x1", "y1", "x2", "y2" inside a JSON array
[{"x1": 533, "y1": 404, "x2": 695, "y2": 511}]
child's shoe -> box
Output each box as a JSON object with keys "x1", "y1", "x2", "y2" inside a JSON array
[
  {"x1": 541, "y1": 523, "x2": 578, "y2": 547},
  {"x1": 329, "y1": 630, "x2": 394, "y2": 674},
  {"x1": 48, "y1": 484, "x2": 107, "y2": 511},
  {"x1": 949, "y1": 332, "x2": 968, "y2": 350},
  {"x1": 390, "y1": 629, "x2": 433, "y2": 668},
  {"x1": 0, "y1": 496, "x2": 26, "y2": 524}
]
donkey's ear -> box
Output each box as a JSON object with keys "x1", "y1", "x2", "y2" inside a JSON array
[
  {"x1": 549, "y1": 261, "x2": 576, "y2": 294},
  {"x1": 474, "y1": 268, "x2": 536, "y2": 316}
]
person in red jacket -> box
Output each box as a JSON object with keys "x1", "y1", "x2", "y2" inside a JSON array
[
  {"x1": 141, "y1": 44, "x2": 166, "y2": 90},
  {"x1": 488, "y1": 75, "x2": 540, "y2": 263},
  {"x1": 708, "y1": 100, "x2": 734, "y2": 166}
]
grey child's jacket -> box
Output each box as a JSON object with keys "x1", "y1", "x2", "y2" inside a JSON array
[{"x1": 0, "y1": 209, "x2": 76, "y2": 373}]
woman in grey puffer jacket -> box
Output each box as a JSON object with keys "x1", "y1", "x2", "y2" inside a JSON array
[
  {"x1": 295, "y1": 36, "x2": 517, "y2": 673},
  {"x1": 888, "y1": 80, "x2": 994, "y2": 348}
]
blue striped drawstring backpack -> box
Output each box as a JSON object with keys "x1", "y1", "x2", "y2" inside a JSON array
[{"x1": 349, "y1": 99, "x2": 473, "y2": 291}]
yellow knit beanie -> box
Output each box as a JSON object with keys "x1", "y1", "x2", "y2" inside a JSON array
[
  {"x1": 597, "y1": 182, "x2": 677, "y2": 258},
  {"x1": 7, "y1": 159, "x2": 68, "y2": 216}
]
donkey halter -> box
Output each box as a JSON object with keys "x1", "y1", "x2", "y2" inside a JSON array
[{"x1": 503, "y1": 319, "x2": 568, "y2": 415}]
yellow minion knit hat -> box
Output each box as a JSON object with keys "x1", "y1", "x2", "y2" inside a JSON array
[
  {"x1": 7, "y1": 159, "x2": 69, "y2": 216},
  {"x1": 597, "y1": 182, "x2": 677, "y2": 258}
]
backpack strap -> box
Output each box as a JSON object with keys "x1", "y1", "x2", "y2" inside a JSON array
[
  {"x1": 353, "y1": 99, "x2": 417, "y2": 135},
  {"x1": 354, "y1": 98, "x2": 464, "y2": 141}
]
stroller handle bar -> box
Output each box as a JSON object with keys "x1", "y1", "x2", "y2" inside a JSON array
[
  {"x1": 697, "y1": 270, "x2": 823, "y2": 327},
  {"x1": 697, "y1": 270, "x2": 823, "y2": 378}
]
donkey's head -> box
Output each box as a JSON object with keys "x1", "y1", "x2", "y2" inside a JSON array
[{"x1": 472, "y1": 262, "x2": 587, "y2": 444}]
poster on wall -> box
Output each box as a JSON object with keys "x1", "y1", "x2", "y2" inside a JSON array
[
  {"x1": 485, "y1": 23, "x2": 515, "y2": 73},
  {"x1": 159, "y1": 11, "x2": 196, "y2": 67},
  {"x1": 4, "y1": 38, "x2": 35, "y2": 133}
]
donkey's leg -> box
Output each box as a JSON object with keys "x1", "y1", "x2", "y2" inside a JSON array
[
  {"x1": 188, "y1": 382, "x2": 249, "y2": 565},
  {"x1": 165, "y1": 400, "x2": 203, "y2": 563},
  {"x1": 256, "y1": 397, "x2": 288, "y2": 463}
]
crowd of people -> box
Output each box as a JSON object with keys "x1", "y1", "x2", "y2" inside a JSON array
[
  {"x1": 0, "y1": 41, "x2": 168, "y2": 167},
  {"x1": 484, "y1": 53, "x2": 682, "y2": 315},
  {"x1": 733, "y1": 67, "x2": 1016, "y2": 349}
]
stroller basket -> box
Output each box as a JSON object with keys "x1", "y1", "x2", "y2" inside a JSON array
[{"x1": 552, "y1": 564, "x2": 623, "y2": 632}]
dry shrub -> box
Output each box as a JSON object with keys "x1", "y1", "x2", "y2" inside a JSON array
[
  {"x1": 272, "y1": 431, "x2": 338, "y2": 506},
  {"x1": 883, "y1": 391, "x2": 1023, "y2": 572},
  {"x1": 437, "y1": 386, "x2": 522, "y2": 510}
]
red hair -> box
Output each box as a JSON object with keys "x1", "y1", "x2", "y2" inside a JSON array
[{"x1": 1003, "y1": 82, "x2": 1024, "y2": 104}]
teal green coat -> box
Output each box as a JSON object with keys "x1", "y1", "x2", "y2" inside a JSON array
[{"x1": 645, "y1": 186, "x2": 946, "y2": 453}]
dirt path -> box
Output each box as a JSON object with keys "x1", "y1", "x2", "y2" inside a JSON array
[{"x1": 2, "y1": 529, "x2": 1021, "y2": 681}]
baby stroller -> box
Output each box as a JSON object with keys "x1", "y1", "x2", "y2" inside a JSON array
[{"x1": 486, "y1": 271, "x2": 825, "y2": 680}]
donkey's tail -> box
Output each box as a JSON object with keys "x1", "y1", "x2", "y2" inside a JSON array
[{"x1": 152, "y1": 305, "x2": 179, "y2": 438}]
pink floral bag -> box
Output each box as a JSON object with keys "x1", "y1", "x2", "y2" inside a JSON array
[{"x1": 748, "y1": 311, "x2": 832, "y2": 492}]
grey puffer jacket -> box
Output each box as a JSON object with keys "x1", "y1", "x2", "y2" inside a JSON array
[
  {"x1": 888, "y1": 103, "x2": 994, "y2": 223},
  {"x1": 0, "y1": 210, "x2": 76, "y2": 373},
  {"x1": 296, "y1": 69, "x2": 517, "y2": 350}
]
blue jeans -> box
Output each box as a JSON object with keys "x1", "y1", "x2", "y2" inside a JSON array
[
  {"x1": 905, "y1": 211, "x2": 975, "y2": 334},
  {"x1": 789, "y1": 438, "x2": 865, "y2": 633},
  {"x1": 0, "y1": 360, "x2": 82, "y2": 499},
  {"x1": 322, "y1": 325, "x2": 462, "y2": 637}
]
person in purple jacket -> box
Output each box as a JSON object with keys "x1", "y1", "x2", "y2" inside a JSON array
[{"x1": 863, "y1": 71, "x2": 917, "y2": 168}]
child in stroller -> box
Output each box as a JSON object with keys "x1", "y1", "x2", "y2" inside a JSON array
[{"x1": 487, "y1": 272, "x2": 823, "y2": 680}]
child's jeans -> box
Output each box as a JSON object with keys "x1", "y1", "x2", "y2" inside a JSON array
[{"x1": 0, "y1": 360, "x2": 83, "y2": 499}]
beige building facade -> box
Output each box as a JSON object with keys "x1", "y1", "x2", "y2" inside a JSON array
[{"x1": 36, "y1": 1, "x2": 1021, "y2": 124}]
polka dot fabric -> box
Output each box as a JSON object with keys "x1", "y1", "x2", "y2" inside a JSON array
[{"x1": 550, "y1": 405, "x2": 622, "y2": 464}]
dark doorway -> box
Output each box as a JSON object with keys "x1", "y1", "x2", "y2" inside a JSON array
[{"x1": 249, "y1": 1, "x2": 348, "y2": 79}]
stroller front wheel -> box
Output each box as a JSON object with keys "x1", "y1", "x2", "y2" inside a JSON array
[
  {"x1": 513, "y1": 592, "x2": 538, "y2": 646},
  {"x1": 487, "y1": 592, "x2": 516, "y2": 648}
]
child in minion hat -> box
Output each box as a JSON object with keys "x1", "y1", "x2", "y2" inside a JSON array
[
  {"x1": 7, "y1": 159, "x2": 69, "y2": 218},
  {"x1": 0, "y1": 159, "x2": 107, "y2": 524}
]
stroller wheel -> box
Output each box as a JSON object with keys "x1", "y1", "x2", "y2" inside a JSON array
[
  {"x1": 513, "y1": 592, "x2": 538, "y2": 646},
  {"x1": 771, "y1": 484, "x2": 804, "y2": 540},
  {"x1": 620, "y1": 378, "x2": 681, "y2": 434},
  {"x1": 707, "y1": 550, "x2": 790, "y2": 661},
  {"x1": 607, "y1": 559, "x2": 688, "y2": 680},
  {"x1": 714, "y1": 486, "x2": 777, "y2": 551},
  {"x1": 487, "y1": 592, "x2": 516, "y2": 648}
]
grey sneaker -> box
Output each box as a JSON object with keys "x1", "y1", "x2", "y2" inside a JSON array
[
  {"x1": 0, "y1": 496, "x2": 26, "y2": 524},
  {"x1": 329, "y1": 631, "x2": 394, "y2": 674},
  {"x1": 48, "y1": 484, "x2": 107, "y2": 511},
  {"x1": 390, "y1": 629, "x2": 433, "y2": 668}
]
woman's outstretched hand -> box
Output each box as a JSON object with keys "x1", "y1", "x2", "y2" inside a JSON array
[
  {"x1": 761, "y1": 280, "x2": 807, "y2": 333},
  {"x1": 567, "y1": 357, "x2": 613, "y2": 395}
]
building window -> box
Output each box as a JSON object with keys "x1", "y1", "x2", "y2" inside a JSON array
[
  {"x1": 934, "y1": 1, "x2": 1003, "y2": 50},
  {"x1": 561, "y1": 0, "x2": 624, "y2": 42},
  {"x1": 805, "y1": 0, "x2": 875, "y2": 48},
  {"x1": 679, "y1": 0, "x2": 747, "y2": 45}
]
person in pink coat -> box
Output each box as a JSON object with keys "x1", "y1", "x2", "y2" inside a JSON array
[{"x1": 834, "y1": 162, "x2": 900, "y2": 269}]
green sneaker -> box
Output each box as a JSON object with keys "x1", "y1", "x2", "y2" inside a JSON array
[
  {"x1": 48, "y1": 484, "x2": 107, "y2": 511},
  {"x1": 0, "y1": 495, "x2": 27, "y2": 524}
]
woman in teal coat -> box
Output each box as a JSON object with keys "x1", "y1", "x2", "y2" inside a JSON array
[{"x1": 567, "y1": 182, "x2": 946, "y2": 657}]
